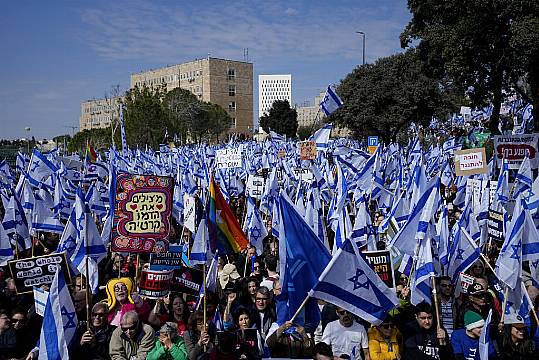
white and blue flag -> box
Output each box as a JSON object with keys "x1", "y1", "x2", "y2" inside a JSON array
[{"x1": 319, "y1": 85, "x2": 343, "y2": 116}]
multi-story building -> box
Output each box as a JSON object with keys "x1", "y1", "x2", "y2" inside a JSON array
[
  {"x1": 130, "y1": 57, "x2": 253, "y2": 133},
  {"x1": 80, "y1": 96, "x2": 123, "y2": 131},
  {"x1": 296, "y1": 91, "x2": 326, "y2": 128},
  {"x1": 258, "y1": 75, "x2": 292, "y2": 123}
]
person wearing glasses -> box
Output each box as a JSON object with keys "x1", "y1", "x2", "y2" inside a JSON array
[
  {"x1": 403, "y1": 302, "x2": 452, "y2": 360},
  {"x1": 493, "y1": 312, "x2": 536, "y2": 359},
  {"x1": 72, "y1": 303, "x2": 114, "y2": 360},
  {"x1": 321, "y1": 307, "x2": 370, "y2": 360},
  {"x1": 437, "y1": 276, "x2": 456, "y2": 337},
  {"x1": 0, "y1": 308, "x2": 17, "y2": 359},
  {"x1": 109, "y1": 311, "x2": 155, "y2": 360},
  {"x1": 367, "y1": 315, "x2": 402, "y2": 360},
  {"x1": 253, "y1": 286, "x2": 276, "y2": 339}
]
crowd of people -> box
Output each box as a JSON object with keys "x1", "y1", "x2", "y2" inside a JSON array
[{"x1": 1, "y1": 225, "x2": 538, "y2": 360}]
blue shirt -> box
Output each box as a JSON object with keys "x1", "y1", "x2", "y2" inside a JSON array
[{"x1": 450, "y1": 329, "x2": 495, "y2": 360}]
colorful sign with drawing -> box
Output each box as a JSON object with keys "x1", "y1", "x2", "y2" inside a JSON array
[{"x1": 112, "y1": 173, "x2": 174, "y2": 253}]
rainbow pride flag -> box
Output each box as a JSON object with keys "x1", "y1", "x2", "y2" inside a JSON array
[
  {"x1": 85, "y1": 141, "x2": 97, "y2": 163},
  {"x1": 208, "y1": 177, "x2": 249, "y2": 253}
]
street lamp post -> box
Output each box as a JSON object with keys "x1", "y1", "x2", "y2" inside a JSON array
[{"x1": 356, "y1": 31, "x2": 366, "y2": 65}]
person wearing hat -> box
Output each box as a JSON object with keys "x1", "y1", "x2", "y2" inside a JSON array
[
  {"x1": 456, "y1": 282, "x2": 499, "y2": 329},
  {"x1": 219, "y1": 264, "x2": 241, "y2": 290},
  {"x1": 494, "y1": 311, "x2": 536, "y2": 360},
  {"x1": 450, "y1": 310, "x2": 495, "y2": 360}
]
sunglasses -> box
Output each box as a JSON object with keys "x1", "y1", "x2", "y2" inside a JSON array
[
  {"x1": 92, "y1": 312, "x2": 107, "y2": 318},
  {"x1": 381, "y1": 323, "x2": 393, "y2": 329},
  {"x1": 121, "y1": 322, "x2": 138, "y2": 332},
  {"x1": 440, "y1": 284, "x2": 453, "y2": 288}
]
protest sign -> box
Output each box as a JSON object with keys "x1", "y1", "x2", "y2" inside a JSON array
[
  {"x1": 488, "y1": 210, "x2": 504, "y2": 242},
  {"x1": 494, "y1": 134, "x2": 539, "y2": 169},
  {"x1": 277, "y1": 150, "x2": 286, "y2": 158},
  {"x1": 170, "y1": 266, "x2": 203, "y2": 296},
  {"x1": 293, "y1": 168, "x2": 314, "y2": 183},
  {"x1": 455, "y1": 272, "x2": 476, "y2": 297},
  {"x1": 363, "y1": 250, "x2": 394, "y2": 288},
  {"x1": 112, "y1": 173, "x2": 174, "y2": 253},
  {"x1": 300, "y1": 141, "x2": 317, "y2": 160},
  {"x1": 183, "y1": 194, "x2": 196, "y2": 233},
  {"x1": 8, "y1": 253, "x2": 70, "y2": 294},
  {"x1": 466, "y1": 179, "x2": 486, "y2": 214},
  {"x1": 454, "y1": 148, "x2": 488, "y2": 176},
  {"x1": 368, "y1": 136, "x2": 379, "y2": 154},
  {"x1": 216, "y1": 149, "x2": 242, "y2": 169},
  {"x1": 246, "y1": 175, "x2": 265, "y2": 199},
  {"x1": 149, "y1": 244, "x2": 189, "y2": 270},
  {"x1": 138, "y1": 269, "x2": 174, "y2": 299}
]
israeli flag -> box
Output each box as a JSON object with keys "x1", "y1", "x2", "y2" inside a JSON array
[
  {"x1": 319, "y1": 85, "x2": 343, "y2": 116},
  {"x1": 38, "y1": 268, "x2": 78, "y2": 360},
  {"x1": 309, "y1": 123, "x2": 333, "y2": 151},
  {"x1": 410, "y1": 237, "x2": 435, "y2": 305},
  {"x1": 0, "y1": 222, "x2": 14, "y2": 266},
  {"x1": 310, "y1": 238, "x2": 399, "y2": 325}
]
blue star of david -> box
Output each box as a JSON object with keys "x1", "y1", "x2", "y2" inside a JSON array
[
  {"x1": 246, "y1": 213, "x2": 253, "y2": 225},
  {"x1": 532, "y1": 259, "x2": 539, "y2": 269},
  {"x1": 348, "y1": 268, "x2": 370, "y2": 290},
  {"x1": 510, "y1": 240, "x2": 522, "y2": 261},
  {"x1": 30, "y1": 160, "x2": 40, "y2": 173},
  {"x1": 61, "y1": 306, "x2": 77, "y2": 329},
  {"x1": 455, "y1": 248, "x2": 465, "y2": 261},
  {"x1": 73, "y1": 172, "x2": 80, "y2": 179},
  {"x1": 504, "y1": 301, "x2": 513, "y2": 315},
  {"x1": 250, "y1": 226, "x2": 261, "y2": 241},
  {"x1": 76, "y1": 215, "x2": 84, "y2": 231}
]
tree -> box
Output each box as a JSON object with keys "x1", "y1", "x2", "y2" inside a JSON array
[
  {"x1": 163, "y1": 88, "x2": 201, "y2": 144},
  {"x1": 68, "y1": 128, "x2": 111, "y2": 153},
  {"x1": 122, "y1": 85, "x2": 170, "y2": 149},
  {"x1": 401, "y1": 0, "x2": 539, "y2": 133},
  {"x1": 203, "y1": 102, "x2": 233, "y2": 142},
  {"x1": 259, "y1": 100, "x2": 298, "y2": 138},
  {"x1": 331, "y1": 49, "x2": 458, "y2": 143}
]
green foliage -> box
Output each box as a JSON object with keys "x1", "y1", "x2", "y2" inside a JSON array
[
  {"x1": 332, "y1": 49, "x2": 458, "y2": 143},
  {"x1": 259, "y1": 100, "x2": 298, "y2": 138},
  {"x1": 163, "y1": 88, "x2": 200, "y2": 144},
  {"x1": 401, "y1": 0, "x2": 539, "y2": 133},
  {"x1": 122, "y1": 85, "x2": 170, "y2": 149},
  {"x1": 68, "y1": 128, "x2": 112, "y2": 153}
]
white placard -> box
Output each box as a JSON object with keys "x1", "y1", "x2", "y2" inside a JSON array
[
  {"x1": 293, "y1": 168, "x2": 314, "y2": 183},
  {"x1": 466, "y1": 179, "x2": 486, "y2": 214},
  {"x1": 216, "y1": 149, "x2": 242, "y2": 169},
  {"x1": 33, "y1": 287, "x2": 49, "y2": 317},
  {"x1": 246, "y1": 175, "x2": 265, "y2": 199},
  {"x1": 183, "y1": 194, "x2": 196, "y2": 233}
]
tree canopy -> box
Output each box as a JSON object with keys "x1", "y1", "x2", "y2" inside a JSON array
[
  {"x1": 331, "y1": 49, "x2": 459, "y2": 143},
  {"x1": 401, "y1": 0, "x2": 539, "y2": 133},
  {"x1": 259, "y1": 100, "x2": 298, "y2": 138}
]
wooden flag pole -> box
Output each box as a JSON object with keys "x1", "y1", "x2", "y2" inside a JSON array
[
  {"x1": 84, "y1": 214, "x2": 91, "y2": 330},
  {"x1": 290, "y1": 294, "x2": 311, "y2": 323},
  {"x1": 431, "y1": 276, "x2": 445, "y2": 345}
]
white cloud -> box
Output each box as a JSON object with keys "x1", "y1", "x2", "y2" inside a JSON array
[{"x1": 285, "y1": 7, "x2": 298, "y2": 16}]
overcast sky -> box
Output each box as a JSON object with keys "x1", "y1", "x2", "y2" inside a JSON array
[{"x1": 0, "y1": 0, "x2": 411, "y2": 140}]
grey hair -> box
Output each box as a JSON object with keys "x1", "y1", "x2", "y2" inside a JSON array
[
  {"x1": 160, "y1": 322, "x2": 178, "y2": 337},
  {"x1": 121, "y1": 310, "x2": 139, "y2": 324},
  {"x1": 92, "y1": 302, "x2": 108, "y2": 314}
]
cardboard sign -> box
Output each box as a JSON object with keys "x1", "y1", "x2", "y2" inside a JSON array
[
  {"x1": 8, "y1": 253, "x2": 71, "y2": 294},
  {"x1": 183, "y1": 194, "x2": 196, "y2": 233},
  {"x1": 170, "y1": 266, "x2": 203, "y2": 296},
  {"x1": 216, "y1": 149, "x2": 242, "y2": 169},
  {"x1": 488, "y1": 210, "x2": 504, "y2": 242},
  {"x1": 112, "y1": 173, "x2": 174, "y2": 253},
  {"x1": 150, "y1": 244, "x2": 189, "y2": 270},
  {"x1": 138, "y1": 269, "x2": 174, "y2": 299},
  {"x1": 246, "y1": 175, "x2": 265, "y2": 199},
  {"x1": 494, "y1": 134, "x2": 539, "y2": 169},
  {"x1": 277, "y1": 150, "x2": 286, "y2": 158},
  {"x1": 300, "y1": 141, "x2": 317, "y2": 160},
  {"x1": 457, "y1": 272, "x2": 476, "y2": 295},
  {"x1": 454, "y1": 148, "x2": 488, "y2": 176},
  {"x1": 363, "y1": 250, "x2": 394, "y2": 288}
]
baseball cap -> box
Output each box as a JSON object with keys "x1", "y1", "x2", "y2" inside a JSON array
[{"x1": 468, "y1": 282, "x2": 486, "y2": 296}]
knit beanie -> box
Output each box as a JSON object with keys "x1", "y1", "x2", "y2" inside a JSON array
[{"x1": 464, "y1": 310, "x2": 484, "y2": 330}]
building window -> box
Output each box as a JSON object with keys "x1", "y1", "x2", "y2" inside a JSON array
[
  {"x1": 227, "y1": 68, "x2": 235, "y2": 80},
  {"x1": 229, "y1": 101, "x2": 236, "y2": 112},
  {"x1": 229, "y1": 85, "x2": 236, "y2": 96},
  {"x1": 232, "y1": 117, "x2": 236, "y2": 128}
]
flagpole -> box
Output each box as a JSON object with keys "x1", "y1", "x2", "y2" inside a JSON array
[
  {"x1": 431, "y1": 276, "x2": 445, "y2": 345},
  {"x1": 203, "y1": 262, "x2": 207, "y2": 352},
  {"x1": 290, "y1": 294, "x2": 311, "y2": 323},
  {"x1": 84, "y1": 210, "x2": 91, "y2": 330}
]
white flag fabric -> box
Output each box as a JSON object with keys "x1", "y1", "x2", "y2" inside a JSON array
[
  {"x1": 38, "y1": 269, "x2": 78, "y2": 360},
  {"x1": 310, "y1": 239, "x2": 399, "y2": 325},
  {"x1": 319, "y1": 85, "x2": 343, "y2": 116}
]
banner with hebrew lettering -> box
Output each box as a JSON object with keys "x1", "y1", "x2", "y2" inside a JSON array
[{"x1": 112, "y1": 172, "x2": 174, "y2": 253}]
